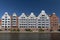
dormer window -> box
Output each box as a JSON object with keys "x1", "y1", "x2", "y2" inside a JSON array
[
  {"x1": 21, "y1": 17, "x2": 25, "y2": 18},
  {"x1": 40, "y1": 17, "x2": 41, "y2": 18},
  {"x1": 13, "y1": 16, "x2": 16, "y2": 17},
  {"x1": 2, "y1": 19, "x2": 4, "y2": 20},
  {"x1": 31, "y1": 17, "x2": 33, "y2": 18},
  {"x1": 5, "y1": 14, "x2": 7, "y2": 15},
  {"x1": 5, "y1": 16, "x2": 7, "y2": 18},
  {"x1": 42, "y1": 17, "x2": 44, "y2": 18},
  {"x1": 46, "y1": 19, "x2": 49, "y2": 21},
  {"x1": 42, "y1": 15, "x2": 45, "y2": 16}
]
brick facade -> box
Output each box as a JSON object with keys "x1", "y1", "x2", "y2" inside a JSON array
[{"x1": 50, "y1": 13, "x2": 59, "y2": 31}]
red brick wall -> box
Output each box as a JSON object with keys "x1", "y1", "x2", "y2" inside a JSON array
[{"x1": 50, "y1": 13, "x2": 59, "y2": 31}]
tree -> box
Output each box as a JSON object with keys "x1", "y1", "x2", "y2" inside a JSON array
[
  {"x1": 0, "y1": 29, "x2": 2, "y2": 31},
  {"x1": 39, "y1": 28, "x2": 44, "y2": 32},
  {"x1": 11, "y1": 29, "x2": 16, "y2": 31},
  {"x1": 17, "y1": 29, "x2": 20, "y2": 31},
  {"x1": 25, "y1": 29, "x2": 32, "y2": 32},
  {"x1": 58, "y1": 29, "x2": 60, "y2": 31}
]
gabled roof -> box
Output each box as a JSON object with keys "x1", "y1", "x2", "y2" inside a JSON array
[
  {"x1": 2, "y1": 12, "x2": 10, "y2": 19},
  {"x1": 28, "y1": 12, "x2": 36, "y2": 19},
  {"x1": 41, "y1": 10, "x2": 46, "y2": 15},
  {"x1": 18, "y1": 13, "x2": 27, "y2": 19},
  {"x1": 38, "y1": 10, "x2": 49, "y2": 19},
  {"x1": 50, "y1": 13, "x2": 59, "y2": 19},
  {"x1": 12, "y1": 12, "x2": 17, "y2": 16},
  {"x1": 5, "y1": 12, "x2": 8, "y2": 15},
  {"x1": 38, "y1": 10, "x2": 46, "y2": 17}
]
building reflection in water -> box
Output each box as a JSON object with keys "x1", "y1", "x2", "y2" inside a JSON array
[
  {"x1": 51, "y1": 33, "x2": 60, "y2": 40},
  {"x1": 0, "y1": 33, "x2": 60, "y2": 40},
  {"x1": 0, "y1": 33, "x2": 10, "y2": 40},
  {"x1": 10, "y1": 33, "x2": 19, "y2": 40},
  {"x1": 7, "y1": 33, "x2": 60, "y2": 40}
]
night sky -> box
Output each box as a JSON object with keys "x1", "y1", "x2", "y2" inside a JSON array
[{"x1": 0, "y1": 0, "x2": 60, "y2": 18}]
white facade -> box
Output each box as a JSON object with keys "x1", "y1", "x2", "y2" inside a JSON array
[
  {"x1": 11, "y1": 13, "x2": 18, "y2": 28},
  {"x1": 18, "y1": 10, "x2": 50, "y2": 29},
  {"x1": 1, "y1": 10, "x2": 50, "y2": 30},
  {"x1": 18, "y1": 12, "x2": 37, "y2": 28},
  {"x1": 18, "y1": 13, "x2": 28, "y2": 28},
  {"x1": 28, "y1": 12, "x2": 37, "y2": 28},
  {"x1": 1, "y1": 12, "x2": 11, "y2": 30},
  {"x1": 37, "y1": 10, "x2": 50, "y2": 29}
]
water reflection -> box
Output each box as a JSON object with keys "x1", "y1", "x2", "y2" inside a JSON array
[
  {"x1": 51, "y1": 33, "x2": 60, "y2": 40},
  {"x1": 0, "y1": 33, "x2": 10, "y2": 40},
  {"x1": 38, "y1": 33, "x2": 51, "y2": 40},
  {"x1": 0, "y1": 33, "x2": 60, "y2": 40},
  {"x1": 19, "y1": 33, "x2": 39, "y2": 40},
  {"x1": 10, "y1": 33, "x2": 19, "y2": 40}
]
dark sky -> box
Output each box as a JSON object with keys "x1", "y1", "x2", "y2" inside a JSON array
[{"x1": 0, "y1": 0, "x2": 60, "y2": 18}]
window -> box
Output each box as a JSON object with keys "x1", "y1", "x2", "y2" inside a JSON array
[
  {"x1": 42, "y1": 24, "x2": 45, "y2": 25},
  {"x1": 5, "y1": 19, "x2": 7, "y2": 20},
  {"x1": 5, "y1": 21, "x2": 7, "y2": 23},
  {"x1": 38, "y1": 19, "x2": 41, "y2": 21},
  {"x1": 21, "y1": 17, "x2": 25, "y2": 18},
  {"x1": 2, "y1": 24, "x2": 4, "y2": 25},
  {"x1": 46, "y1": 19, "x2": 49, "y2": 21},
  {"x1": 38, "y1": 24, "x2": 41, "y2": 25},
  {"x1": 38, "y1": 22, "x2": 41, "y2": 23},
  {"x1": 8, "y1": 21, "x2": 10, "y2": 22},
  {"x1": 8, "y1": 24, "x2": 10, "y2": 25},
  {"x1": 5, "y1": 26, "x2": 7, "y2": 28},
  {"x1": 42, "y1": 26, "x2": 44, "y2": 28},
  {"x1": 46, "y1": 24, "x2": 49, "y2": 25},
  {"x1": 46, "y1": 26, "x2": 48, "y2": 28},
  {"x1": 13, "y1": 16, "x2": 16, "y2": 18},
  {"x1": 8, "y1": 19, "x2": 10, "y2": 20},
  {"x1": 42, "y1": 15, "x2": 45, "y2": 16},
  {"x1": 2, "y1": 21, "x2": 4, "y2": 22},
  {"x1": 31, "y1": 17, "x2": 33, "y2": 18},
  {"x1": 38, "y1": 26, "x2": 41, "y2": 28},
  {"x1": 42, "y1": 19, "x2": 45, "y2": 21},
  {"x1": 13, "y1": 19, "x2": 16, "y2": 20},
  {"x1": 5, "y1": 16, "x2": 7, "y2": 18},
  {"x1": 19, "y1": 24, "x2": 21, "y2": 25},
  {"x1": 5, "y1": 29, "x2": 7, "y2": 30},
  {"x1": 2, "y1": 19, "x2": 4, "y2": 20},
  {"x1": 2, "y1": 26, "x2": 4, "y2": 27},
  {"x1": 8, "y1": 26, "x2": 10, "y2": 28},
  {"x1": 42, "y1": 22, "x2": 45, "y2": 23},
  {"x1": 32, "y1": 26, "x2": 34, "y2": 28}
]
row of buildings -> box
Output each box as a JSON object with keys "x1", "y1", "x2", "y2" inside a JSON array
[{"x1": 0, "y1": 10, "x2": 59, "y2": 31}]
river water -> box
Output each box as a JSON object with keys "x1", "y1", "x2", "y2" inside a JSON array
[{"x1": 0, "y1": 33, "x2": 60, "y2": 40}]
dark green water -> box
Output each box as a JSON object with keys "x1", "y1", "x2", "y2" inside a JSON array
[{"x1": 0, "y1": 33, "x2": 60, "y2": 40}]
